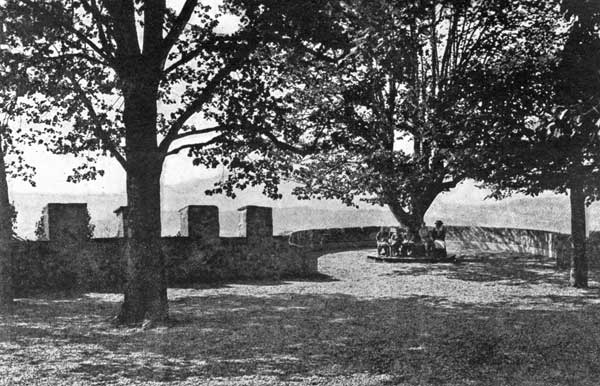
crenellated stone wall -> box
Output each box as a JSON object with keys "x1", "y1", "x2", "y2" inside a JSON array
[
  {"x1": 237, "y1": 205, "x2": 273, "y2": 240},
  {"x1": 11, "y1": 203, "x2": 317, "y2": 295},
  {"x1": 179, "y1": 205, "x2": 220, "y2": 241},
  {"x1": 38, "y1": 203, "x2": 89, "y2": 242},
  {"x1": 11, "y1": 202, "x2": 587, "y2": 295}
]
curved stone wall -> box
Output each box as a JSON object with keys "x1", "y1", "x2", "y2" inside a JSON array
[{"x1": 289, "y1": 225, "x2": 572, "y2": 267}]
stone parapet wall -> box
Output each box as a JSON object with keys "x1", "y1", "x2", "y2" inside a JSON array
[
  {"x1": 11, "y1": 235, "x2": 313, "y2": 295},
  {"x1": 289, "y1": 226, "x2": 381, "y2": 251},
  {"x1": 446, "y1": 226, "x2": 557, "y2": 255},
  {"x1": 288, "y1": 225, "x2": 575, "y2": 266},
  {"x1": 11, "y1": 202, "x2": 589, "y2": 295},
  {"x1": 11, "y1": 203, "x2": 318, "y2": 295}
]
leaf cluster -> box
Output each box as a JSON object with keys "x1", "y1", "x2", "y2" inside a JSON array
[{"x1": 205, "y1": 0, "x2": 566, "y2": 217}]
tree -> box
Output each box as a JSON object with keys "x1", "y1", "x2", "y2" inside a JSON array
[
  {"x1": 0, "y1": 95, "x2": 16, "y2": 310},
  {"x1": 206, "y1": 0, "x2": 565, "y2": 239},
  {"x1": 0, "y1": 15, "x2": 37, "y2": 309},
  {"x1": 467, "y1": 0, "x2": 600, "y2": 288},
  {"x1": 4, "y1": 0, "x2": 343, "y2": 324}
]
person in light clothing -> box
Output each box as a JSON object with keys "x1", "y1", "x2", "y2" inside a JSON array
[
  {"x1": 431, "y1": 220, "x2": 447, "y2": 259},
  {"x1": 376, "y1": 227, "x2": 390, "y2": 256},
  {"x1": 388, "y1": 227, "x2": 403, "y2": 256}
]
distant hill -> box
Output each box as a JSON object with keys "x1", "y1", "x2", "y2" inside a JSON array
[{"x1": 9, "y1": 178, "x2": 596, "y2": 239}]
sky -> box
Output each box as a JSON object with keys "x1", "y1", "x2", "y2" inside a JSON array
[
  {"x1": 3, "y1": 142, "x2": 536, "y2": 209},
  {"x1": 1, "y1": 0, "x2": 575, "y2": 213},
  {"x1": 3, "y1": 0, "x2": 594, "y2": 239},
  {"x1": 7, "y1": 0, "x2": 238, "y2": 195},
  {"x1": 7, "y1": 145, "x2": 229, "y2": 195}
]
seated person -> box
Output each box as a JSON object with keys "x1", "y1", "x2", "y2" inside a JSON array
[
  {"x1": 431, "y1": 220, "x2": 447, "y2": 258},
  {"x1": 388, "y1": 228, "x2": 403, "y2": 256},
  {"x1": 376, "y1": 227, "x2": 390, "y2": 256},
  {"x1": 418, "y1": 222, "x2": 433, "y2": 256},
  {"x1": 400, "y1": 230, "x2": 416, "y2": 256}
]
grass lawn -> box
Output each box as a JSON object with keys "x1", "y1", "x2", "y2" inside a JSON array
[{"x1": 1, "y1": 250, "x2": 600, "y2": 385}]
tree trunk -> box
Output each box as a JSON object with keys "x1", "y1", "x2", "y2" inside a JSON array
[
  {"x1": 388, "y1": 201, "x2": 425, "y2": 241},
  {"x1": 569, "y1": 176, "x2": 588, "y2": 288},
  {"x1": 117, "y1": 78, "x2": 168, "y2": 325},
  {"x1": 0, "y1": 139, "x2": 13, "y2": 310}
]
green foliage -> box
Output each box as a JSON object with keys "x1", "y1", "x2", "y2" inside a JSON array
[
  {"x1": 468, "y1": 0, "x2": 600, "y2": 201},
  {"x1": 2, "y1": 0, "x2": 346, "y2": 180},
  {"x1": 204, "y1": 0, "x2": 565, "y2": 231},
  {"x1": 33, "y1": 211, "x2": 44, "y2": 241},
  {"x1": 2, "y1": 0, "x2": 354, "y2": 321},
  {"x1": 0, "y1": 57, "x2": 36, "y2": 185}
]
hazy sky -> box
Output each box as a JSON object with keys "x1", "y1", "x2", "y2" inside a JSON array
[
  {"x1": 1, "y1": 0, "x2": 569, "y2": 210},
  {"x1": 7, "y1": 0, "x2": 238, "y2": 195},
  {"x1": 8, "y1": 146, "x2": 224, "y2": 194}
]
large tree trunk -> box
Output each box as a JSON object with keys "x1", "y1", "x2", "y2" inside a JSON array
[
  {"x1": 388, "y1": 200, "x2": 426, "y2": 241},
  {"x1": 117, "y1": 78, "x2": 168, "y2": 325},
  {"x1": 0, "y1": 139, "x2": 13, "y2": 310},
  {"x1": 569, "y1": 176, "x2": 588, "y2": 288}
]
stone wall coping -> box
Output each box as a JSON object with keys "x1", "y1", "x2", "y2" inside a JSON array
[
  {"x1": 237, "y1": 205, "x2": 272, "y2": 211},
  {"x1": 46, "y1": 203, "x2": 88, "y2": 207},
  {"x1": 288, "y1": 225, "x2": 569, "y2": 236},
  {"x1": 113, "y1": 206, "x2": 128, "y2": 214},
  {"x1": 178, "y1": 205, "x2": 219, "y2": 213}
]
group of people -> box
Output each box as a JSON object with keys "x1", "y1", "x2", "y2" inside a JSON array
[{"x1": 376, "y1": 220, "x2": 446, "y2": 258}]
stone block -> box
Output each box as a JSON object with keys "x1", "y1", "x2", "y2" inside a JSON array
[
  {"x1": 114, "y1": 206, "x2": 129, "y2": 238},
  {"x1": 179, "y1": 205, "x2": 219, "y2": 241},
  {"x1": 43, "y1": 203, "x2": 89, "y2": 242},
  {"x1": 237, "y1": 206, "x2": 273, "y2": 239}
]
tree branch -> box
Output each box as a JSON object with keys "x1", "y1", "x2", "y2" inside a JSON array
[
  {"x1": 159, "y1": 58, "x2": 246, "y2": 154},
  {"x1": 260, "y1": 131, "x2": 316, "y2": 156},
  {"x1": 441, "y1": 177, "x2": 462, "y2": 191},
  {"x1": 45, "y1": 52, "x2": 108, "y2": 67},
  {"x1": 429, "y1": 5, "x2": 439, "y2": 95},
  {"x1": 143, "y1": 0, "x2": 165, "y2": 61},
  {"x1": 80, "y1": 0, "x2": 115, "y2": 59},
  {"x1": 66, "y1": 72, "x2": 127, "y2": 169},
  {"x1": 20, "y1": 0, "x2": 116, "y2": 67},
  {"x1": 104, "y1": 0, "x2": 140, "y2": 59},
  {"x1": 165, "y1": 134, "x2": 225, "y2": 156},
  {"x1": 161, "y1": 0, "x2": 198, "y2": 67},
  {"x1": 164, "y1": 34, "x2": 245, "y2": 74},
  {"x1": 165, "y1": 126, "x2": 223, "y2": 143},
  {"x1": 440, "y1": 7, "x2": 459, "y2": 81}
]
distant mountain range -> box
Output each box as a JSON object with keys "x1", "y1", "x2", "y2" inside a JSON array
[{"x1": 9, "y1": 177, "x2": 596, "y2": 239}]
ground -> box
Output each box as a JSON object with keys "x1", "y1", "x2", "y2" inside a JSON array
[{"x1": 1, "y1": 250, "x2": 600, "y2": 385}]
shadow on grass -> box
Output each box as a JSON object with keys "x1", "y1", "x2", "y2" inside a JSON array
[
  {"x1": 2, "y1": 288, "x2": 600, "y2": 385},
  {"x1": 382, "y1": 257, "x2": 567, "y2": 287},
  {"x1": 443, "y1": 259, "x2": 567, "y2": 286},
  {"x1": 169, "y1": 273, "x2": 338, "y2": 291},
  {"x1": 283, "y1": 272, "x2": 339, "y2": 282}
]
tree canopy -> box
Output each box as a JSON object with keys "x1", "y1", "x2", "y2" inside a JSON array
[
  {"x1": 207, "y1": 0, "x2": 566, "y2": 236},
  {"x1": 1, "y1": 0, "x2": 349, "y2": 324},
  {"x1": 3, "y1": 0, "x2": 345, "y2": 179},
  {"x1": 464, "y1": 0, "x2": 600, "y2": 287}
]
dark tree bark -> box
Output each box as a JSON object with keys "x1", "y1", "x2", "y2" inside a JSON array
[
  {"x1": 387, "y1": 190, "x2": 439, "y2": 242},
  {"x1": 107, "y1": 0, "x2": 170, "y2": 326},
  {"x1": 569, "y1": 173, "x2": 588, "y2": 288},
  {"x1": 117, "y1": 70, "x2": 168, "y2": 325},
  {"x1": 0, "y1": 138, "x2": 13, "y2": 310},
  {"x1": 388, "y1": 203, "x2": 423, "y2": 240}
]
